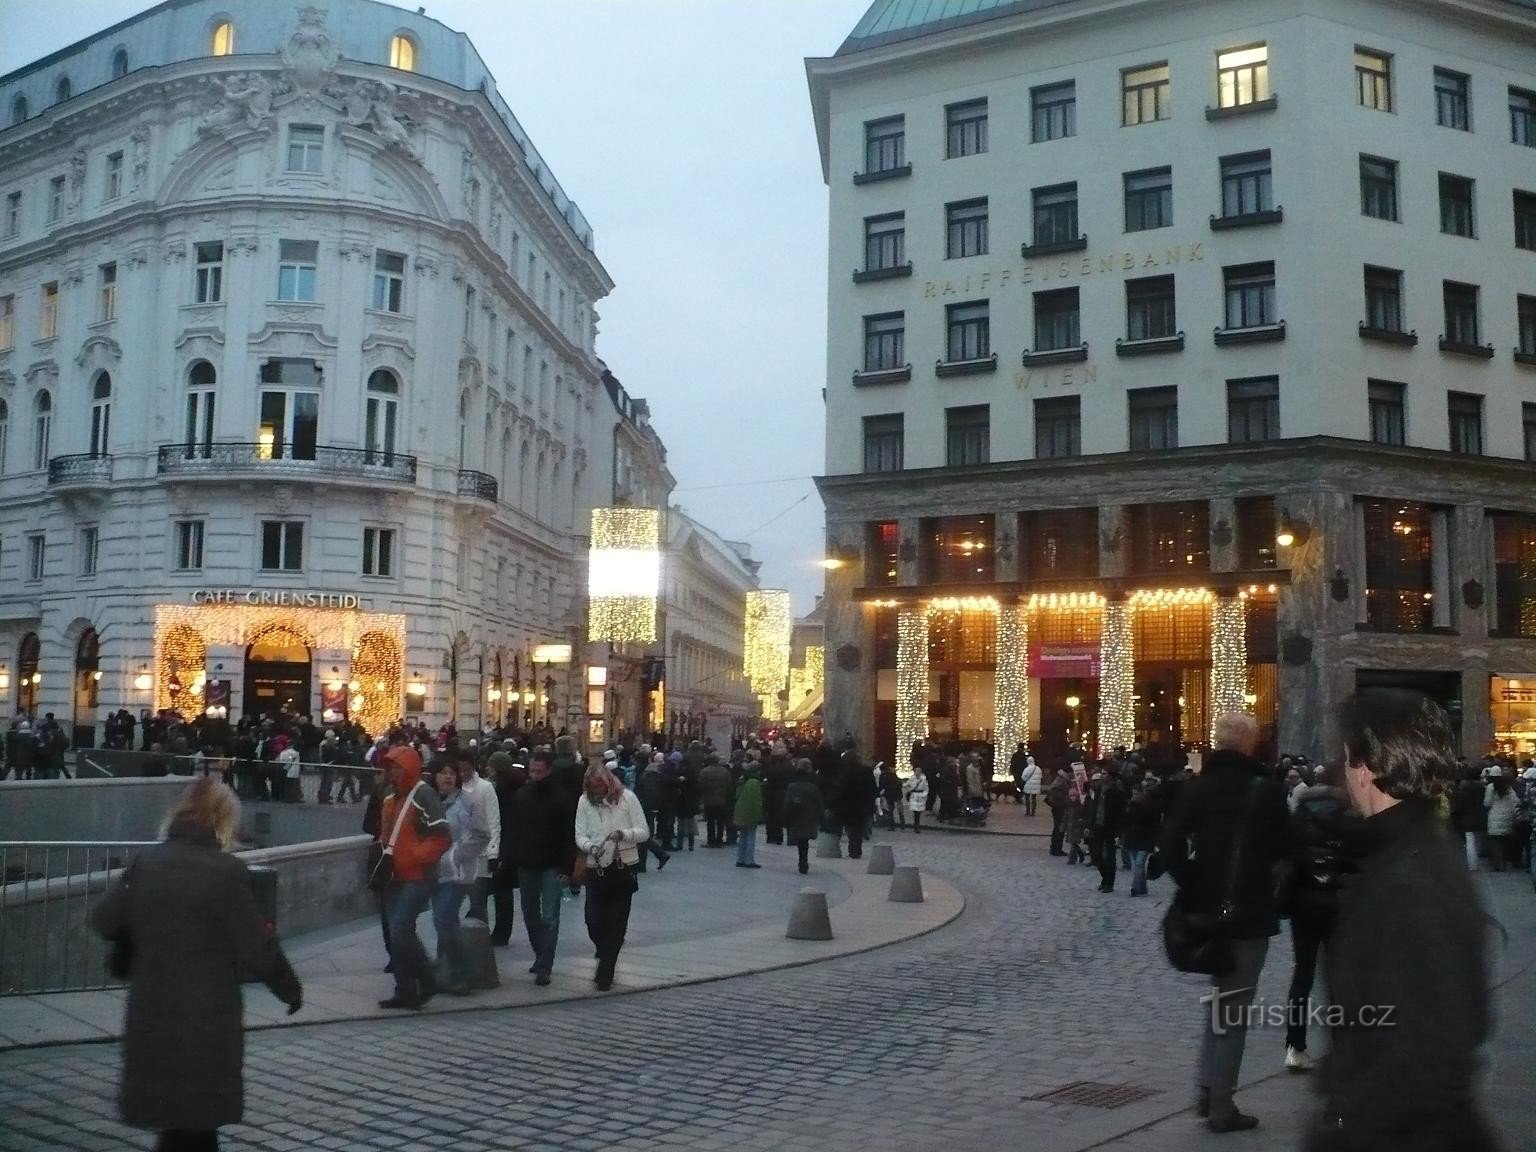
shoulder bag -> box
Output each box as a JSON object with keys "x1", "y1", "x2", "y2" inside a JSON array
[
  {"x1": 367, "y1": 783, "x2": 418, "y2": 892},
  {"x1": 1162, "y1": 778, "x2": 1263, "y2": 977},
  {"x1": 106, "y1": 858, "x2": 138, "y2": 980}
]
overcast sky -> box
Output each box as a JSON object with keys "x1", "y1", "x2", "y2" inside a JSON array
[{"x1": 0, "y1": 0, "x2": 867, "y2": 614}]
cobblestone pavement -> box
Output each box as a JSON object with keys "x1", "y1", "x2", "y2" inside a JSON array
[{"x1": 2, "y1": 832, "x2": 1532, "y2": 1152}]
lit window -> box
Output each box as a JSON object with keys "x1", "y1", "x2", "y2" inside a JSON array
[
  {"x1": 390, "y1": 35, "x2": 416, "y2": 71},
  {"x1": 211, "y1": 20, "x2": 234, "y2": 56},
  {"x1": 98, "y1": 263, "x2": 117, "y2": 322},
  {"x1": 1355, "y1": 49, "x2": 1391, "y2": 111},
  {"x1": 1217, "y1": 45, "x2": 1270, "y2": 109}
]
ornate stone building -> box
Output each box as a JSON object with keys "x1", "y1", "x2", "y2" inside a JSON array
[
  {"x1": 0, "y1": 0, "x2": 621, "y2": 740},
  {"x1": 808, "y1": 0, "x2": 1536, "y2": 764}
]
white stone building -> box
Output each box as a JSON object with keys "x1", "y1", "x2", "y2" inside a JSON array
[
  {"x1": 0, "y1": 0, "x2": 622, "y2": 742},
  {"x1": 807, "y1": 0, "x2": 1536, "y2": 764}
]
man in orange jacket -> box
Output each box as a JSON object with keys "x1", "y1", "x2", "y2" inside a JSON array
[{"x1": 375, "y1": 744, "x2": 451, "y2": 1009}]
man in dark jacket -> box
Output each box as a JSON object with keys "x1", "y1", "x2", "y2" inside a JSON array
[
  {"x1": 1045, "y1": 769, "x2": 1071, "y2": 855},
  {"x1": 834, "y1": 752, "x2": 878, "y2": 859},
  {"x1": 1309, "y1": 691, "x2": 1497, "y2": 1152},
  {"x1": 1160, "y1": 712, "x2": 1289, "y2": 1133},
  {"x1": 1452, "y1": 765, "x2": 1489, "y2": 870},
  {"x1": 763, "y1": 742, "x2": 792, "y2": 844},
  {"x1": 1085, "y1": 771, "x2": 1127, "y2": 892},
  {"x1": 507, "y1": 747, "x2": 579, "y2": 985}
]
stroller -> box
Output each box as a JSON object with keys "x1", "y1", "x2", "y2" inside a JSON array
[{"x1": 959, "y1": 795, "x2": 990, "y2": 827}]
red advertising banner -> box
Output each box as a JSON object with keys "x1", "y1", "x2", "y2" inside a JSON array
[{"x1": 1028, "y1": 643, "x2": 1100, "y2": 679}]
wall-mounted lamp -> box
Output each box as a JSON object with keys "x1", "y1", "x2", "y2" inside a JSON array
[
  {"x1": 1275, "y1": 510, "x2": 1311, "y2": 549},
  {"x1": 0, "y1": 666, "x2": 9, "y2": 692},
  {"x1": 133, "y1": 664, "x2": 153, "y2": 692},
  {"x1": 406, "y1": 671, "x2": 427, "y2": 698}
]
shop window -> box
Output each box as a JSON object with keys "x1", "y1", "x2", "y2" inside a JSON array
[
  {"x1": 1128, "y1": 501, "x2": 1209, "y2": 574},
  {"x1": 1361, "y1": 500, "x2": 1433, "y2": 632},
  {"x1": 873, "y1": 605, "x2": 898, "y2": 667},
  {"x1": 1492, "y1": 514, "x2": 1536, "y2": 638},
  {"x1": 1491, "y1": 676, "x2": 1536, "y2": 756},
  {"x1": 1235, "y1": 496, "x2": 1276, "y2": 568},
  {"x1": 1021, "y1": 508, "x2": 1098, "y2": 579},
  {"x1": 868, "y1": 520, "x2": 899, "y2": 586},
  {"x1": 925, "y1": 515, "x2": 994, "y2": 584}
]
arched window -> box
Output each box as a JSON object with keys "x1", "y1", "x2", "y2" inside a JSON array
[
  {"x1": 32, "y1": 390, "x2": 51, "y2": 471},
  {"x1": 10, "y1": 95, "x2": 28, "y2": 125},
  {"x1": 389, "y1": 34, "x2": 417, "y2": 71},
  {"x1": 184, "y1": 361, "x2": 216, "y2": 458},
  {"x1": 365, "y1": 369, "x2": 399, "y2": 462},
  {"x1": 111, "y1": 48, "x2": 129, "y2": 79},
  {"x1": 499, "y1": 429, "x2": 512, "y2": 500},
  {"x1": 54, "y1": 76, "x2": 72, "y2": 105},
  {"x1": 90, "y1": 373, "x2": 111, "y2": 456},
  {"x1": 210, "y1": 20, "x2": 234, "y2": 56},
  {"x1": 17, "y1": 632, "x2": 41, "y2": 716},
  {"x1": 0, "y1": 398, "x2": 8, "y2": 475}
]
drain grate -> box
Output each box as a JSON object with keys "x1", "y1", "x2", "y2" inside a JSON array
[{"x1": 1030, "y1": 1081, "x2": 1159, "y2": 1110}]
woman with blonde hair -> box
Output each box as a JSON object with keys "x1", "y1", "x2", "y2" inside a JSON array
[
  {"x1": 92, "y1": 776, "x2": 302, "y2": 1152},
  {"x1": 573, "y1": 763, "x2": 649, "y2": 990}
]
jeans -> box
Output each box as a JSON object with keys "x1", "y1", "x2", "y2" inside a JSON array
[
  {"x1": 489, "y1": 872, "x2": 516, "y2": 944},
  {"x1": 466, "y1": 876, "x2": 490, "y2": 921},
  {"x1": 1286, "y1": 915, "x2": 1325, "y2": 1051},
  {"x1": 1198, "y1": 936, "x2": 1270, "y2": 1122},
  {"x1": 736, "y1": 825, "x2": 758, "y2": 865},
  {"x1": 704, "y1": 806, "x2": 728, "y2": 846},
  {"x1": 1024, "y1": 793, "x2": 1038, "y2": 816},
  {"x1": 1464, "y1": 831, "x2": 1481, "y2": 870},
  {"x1": 795, "y1": 839, "x2": 810, "y2": 871},
  {"x1": 844, "y1": 820, "x2": 865, "y2": 860},
  {"x1": 431, "y1": 881, "x2": 470, "y2": 987},
  {"x1": 335, "y1": 768, "x2": 362, "y2": 803},
  {"x1": 674, "y1": 814, "x2": 697, "y2": 850},
  {"x1": 383, "y1": 879, "x2": 436, "y2": 1000},
  {"x1": 1091, "y1": 832, "x2": 1116, "y2": 889},
  {"x1": 518, "y1": 867, "x2": 564, "y2": 976},
  {"x1": 1129, "y1": 849, "x2": 1150, "y2": 895},
  {"x1": 584, "y1": 873, "x2": 634, "y2": 984},
  {"x1": 1049, "y1": 806, "x2": 1066, "y2": 854},
  {"x1": 765, "y1": 796, "x2": 784, "y2": 845}
]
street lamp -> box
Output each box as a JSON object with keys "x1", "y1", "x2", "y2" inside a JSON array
[{"x1": 1065, "y1": 694, "x2": 1081, "y2": 743}]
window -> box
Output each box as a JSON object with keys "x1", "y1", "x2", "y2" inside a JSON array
[
  {"x1": 363, "y1": 527, "x2": 395, "y2": 576},
  {"x1": 1031, "y1": 81, "x2": 1075, "y2": 142},
  {"x1": 89, "y1": 373, "x2": 110, "y2": 455},
  {"x1": 1123, "y1": 63, "x2": 1170, "y2": 125},
  {"x1": 862, "y1": 414, "x2": 903, "y2": 473},
  {"x1": 104, "y1": 152, "x2": 123, "y2": 201},
  {"x1": 211, "y1": 20, "x2": 234, "y2": 56},
  {"x1": 946, "y1": 300, "x2": 990, "y2": 362},
  {"x1": 864, "y1": 213, "x2": 905, "y2": 271},
  {"x1": 390, "y1": 34, "x2": 416, "y2": 71},
  {"x1": 1220, "y1": 152, "x2": 1272, "y2": 216},
  {"x1": 276, "y1": 240, "x2": 317, "y2": 301},
  {"x1": 945, "y1": 405, "x2": 989, "y2": 467},
  {"x1": 869, "y1": 521, "x2": 900, "y2": 585},
  {"x1": 1129, "y1": 502, "x2": 1209, "y2": 573},
  {"x1": 1227, "y1": 377, "x2": 1279, "y2": 443},
  {"x1": 54, "y1": 77, "x2": 71, "y2": 105},
  {"x1": 97, "y1": 263, "x2": 116, "y2": 322},
  {"x1": 260, "y1": 521, "x2": 304, "y2": 571},
  {"x1": 194, "y1": 241, "x2": 224, "y2": 303},
  {"x1": 1223, "y1": 262, "x2": 1276, "y2": 328},
  {"x1": 1364, "y1": 266, "x2": 1404, "y2": 332},
  {"x1": 945, "y1": 99, "x2": 987, "y2": 158},
  {"x1": 1362, "y1": 501, "x2": 1435, "y2": 632},
  {"x1": 1355, "y1": 49, "x2": 1392, "y2": 111},
  {"x1": 371, "y1": 250, "x2": 405, "y2": 312},
  {"x1": 258, "y1": 358, "x2": 322, "y2": 460},
  {"x1": 1236, "y1": 496, "x2": 1277, "y2": 568},
  {"x1": 1434, "y1": 68, "x2": 1470, "y2": 130},
  {"x1": 863, "y1": 312, "x2": 905, "y2": 371},
  {"x1": 1526, "y1": 404, "x2": 1536, "y2": 462},
  {"x1": 1035, "y1": 396, "x2": 1081, "y2": 459},
  {"x1": 926, "y1": 516, "x2": 995, "y2": 583},
  {"x1": 1515, "y1": 192, "x2": 1536, "y2": 251},
  {"x1": 1439, "y1": 174, "x2": 1475, "y2": 237},
  {"x1": 0, "y1": 295, "x2": 11, "y2": 350},
  {"x1": 1217, "y1": 44, "x2": 1270, "y2": 109},
  {"x1": 78, "y1": 526, "x2": 98, "y2": 577},
  {"x1": 10, "y1": 95, "x2": 28, "y2": 126},
  {"x1": 365, "y1": 369, "x2": 399, "y2": 461},
  {"x1": 1493, "y1": 514, "x2": 1536, "y2": 635},
  {"x1": 5, "y1": 192, "x2": 20, "y2": 237},
  {"x1": 26, "y1": 533, "x2": 45, "y2": 581},
  {"x1": 945, "y1": 199, "x2": 987, "y2": 258},
  {"x1": 1513, "y1": 87, "x2": 1536, "y2": 147},
  {"x1": 184, "y1": 361, "x2": 216, "y2": 458},
  {"x1": 1520, "y1": 295, "x2": 1536, "y2": 356},
  {"x1": 286, "y1": 125, "x2": 323, "y2": 173},
  {"x1": 32, "y1": 391, "x2": 51, "y2": 469},
  {"x1": 1126, "y1": 275, "x2": 1177, "y2": 340},
  {"x1": 464, "y1": 286, "x2": 477, "y2": 343},
  {"x1": 1124, "y1": 167, "x2": 1172, "y2": 231},
  {"x1": 39, "y1": 282, "x2": 58, "y2": 339},
  {"x1": 1443, "y1": 281, "x2": 1481, "y2": 346},
  {"x1": 111, "y1": 48, "x2": 129, "y2": 78},
  {"x1": 1032, "y1": 183, "x2": 1079, "y2": 246},
  {"x1": 175, "y1": 520, "x2": 204, "y2": 570},
  {"x1": 1368, "y1": 380, "x2": 1406, "y2": 445},
  {"x1": 1359, "y1": 155, "x2": 1398, "y2": 221},
  {"x1": 1128, "y1": 387, "x2": 1178, "y2": 451},
  {"x1": 1023, "y1": 508, "x2": 1098, "y2": 579},
  {"x1": 48, "y1": 176, "x2": 64, "y2": 223},
  {"x1": 864, "y1": 115, "x2": 905, "y2": 173},
  {"x1": 1033, "y1": 288, "x2": 1080, "y2": 351},
  {"x1": 0, "y1": 398, "x2": 9, "y2": 472},
  {"x1": 1448, "y1": 392, "x2": 1484, "y2": 455}
]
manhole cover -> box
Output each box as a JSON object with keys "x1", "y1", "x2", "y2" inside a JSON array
[{"x1": 1030, "y1": 1081, "x2": 1159, "y2": 1109}]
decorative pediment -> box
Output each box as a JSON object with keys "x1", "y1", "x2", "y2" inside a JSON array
[
  {"x1": 24, "y1": 359, "x2": 58, "y2": 387},
  {"x1": 74, "y1": 334, "x2": 123, "y2": 368},
  {"x1": 361, "y1": 333, "x2": 416, "y2": 368},
  {"x1": 458, "y1": 356, "x2": 483, "y2": 389},
  {"x1": 0, "y1": 369, "x2": 16, "y2": 389},
  {"x1": 246, "y1": 318, "x2": 338, "y2": 354}
]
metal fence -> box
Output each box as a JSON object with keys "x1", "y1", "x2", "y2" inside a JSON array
[{"x1": 62, "y1": 750, "x2": 382, "y2": 805}]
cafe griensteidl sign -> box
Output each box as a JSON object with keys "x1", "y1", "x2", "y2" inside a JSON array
[{"x1": 190, "y1": 588, "x2": 364, "y2": 609}]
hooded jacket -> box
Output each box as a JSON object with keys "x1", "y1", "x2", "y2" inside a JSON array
[{"x1": 376, "y1": 746, "x2": 451, "y2": 883}]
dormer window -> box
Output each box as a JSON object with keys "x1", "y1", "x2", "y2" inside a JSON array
[
  {"x1": 111, "y1": 48, "x2": 129, "y2": 78},
  {"x1": 390, "y1": 34, "x2": 417, "y2": 71},
  {"x1": 10, "y1": 95, "x2": 27, "y2": 125},
  {"x1": 211, "y1": 20, "x2": 234, "y2": 56},
  {"x1": 54, "y1": 76, "x2": 72, "y2": 104}
]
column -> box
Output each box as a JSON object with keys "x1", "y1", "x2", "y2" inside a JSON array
[
  {"x1": 1209, "y1": 496, "x2": 1238, "y2": 572},
  {"x1": 822, "y1": 521, "x2": 870, "y2": 749},
  {"x1": 1098, "y1": 505, "x2": 1128, "y2": 578},
  {"x1": 1097, "y1": 596, "x2": 1134, "y2": 753},
  {"x1": 896, "y1": 517, "x2": 924, "y2": 585},
  {"x1": 1209, "y1": 595, "x2": 1248, "y2": 736},
  {"x1": 894, "y1": 606, "x2": 930, "y2": 760},
  {"x1": 994, "y1": 512, "x2": 1021, "y2": 583},
  {"x1": 993, "y1": 603, "x2": 1029, "y2": 756}
]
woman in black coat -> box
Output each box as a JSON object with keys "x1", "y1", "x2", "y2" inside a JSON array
[
  {"x1": 782, "y1": 759, "x2": 824, "y2": 874},
  {"x1": 92, "y1": 777, "x2": 301, "y2": 1152}
]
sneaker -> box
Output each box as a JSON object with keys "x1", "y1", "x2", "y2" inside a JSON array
[
  {"x1": 1207, "y1": 1112, "x2": 1260, "y2": 1134},
  {"x1": 1285, "y1": 1046, "x2": 1313, "y2": 1073},
  {"x1": 657, "y1": 853, "x2": 670, "y2": 871},
  {"x1": 745, "y1": 863, "x2": 762, "y2": 869}
]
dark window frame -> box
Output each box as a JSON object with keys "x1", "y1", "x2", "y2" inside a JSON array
[
  {"x1": 1360, "y1": 154, "x2": 1399, "y2": 221},
  {"x1": 1439, "y1": 173, "x2": 1476, "y2": 238},
  {"x1": 1034, "y1": 395, "x2": 1082, "y2": 459},
  {"x1": 863, "y1": 312, "x2": 906, "y2": 372},
  {"x1": 1368, "y1": 379, "x2": 1406, "y2": 446},
  {"x1": 945, "y1": 404, "x2": 991, "y2": 467},
  {"x1": 1220, "y1": 151, "x2": 1273, "y2": 216},
  {"x1": 1364, "y1": 266, "x2": 1405, "y2": 333},
  {"x1": 1434, "y1": 68, "x2": 1471, "y2": 131},
  {"x1": 1443, "y1": 281, "x2": 1481, "y2": 346},
  {"x1": 1032, "y1": 183, "x2": 1080, "y2": 247},
  {"x1": 1227, "y1": 377, "x2": 1280, "y2": 443},
  {"x1": 1355, "y1": 47, "x2": 1392, "y2": 111},
  {"x1": 1223, "y1": 262, "x2": 1277, "y2": 329},
  {"x1": 1031, "y1": 81, "x2": 1077, "y2": 142},
  {"x1": 864, "y1": 212, "x2": 906, "y2": 271},
  {"x1": 1447, "y1": 391, "x2": 1484, "y2": 455},
  {"x1": 1361, "y1": 500, "x2": 1434, "y2": 633},
  {"x1": 1124, "y1": 167, "x2": 1173, "y2": 232},
  {"x1": 1126, "y1": 275, "x2": 1177, "y2": 340},
  {"x1": 1128, "y1": 386, "x2": 1179, "y2": 451},
  {"x1": 945, "y1": 99, "x2": 988, "y2": 159},
  {"x1": 1122, "y1": 63, "x2": 1171, "y2": 126},
  {"x1": 862, "y1": 413, "x2": 904, "y2": 473},
  {"x1": 864, "y1": 115, "x2": 906, "y2": 173},
  {"x1": 946, "y1": 299, "x2": 991, "y2": 362},
  {"x1": 945, "y1": 199, "x2": 988, "y2": 259}
]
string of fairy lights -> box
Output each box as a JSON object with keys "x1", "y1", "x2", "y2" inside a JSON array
[
  {"x1": 744, "y1": 589, "x2": 794, "y2": 718},
  {"x1": 587, "y1": 507, "x2": 662, "y2": 645},
  {"x1": 993, "y1": 603, "x2": 1029, "y2": 757}
]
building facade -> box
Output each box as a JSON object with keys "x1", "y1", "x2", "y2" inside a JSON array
[
  {"x1": 808, "y1": 0, "x2": 1536, "y2": 765},
  {"x1": 0, "y1": 0, "x2": 617, "y2": 742}
]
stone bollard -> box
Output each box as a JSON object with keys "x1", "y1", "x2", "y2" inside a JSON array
[
  {"x1": 888, "y1": 865, "x2": 925, "y2": 903},
  {"x1": 866, "y1": 843, "x2": 896, "y2": 875},
  {"x1": 460, "y1": 920, "x2": 501, "y2": 990},
  {"x1": 786, "y1": 887, "x2": 834, "y2": 940},
  {"x1": 814, "y1": 830, "x2": 843, "y2": 859}
]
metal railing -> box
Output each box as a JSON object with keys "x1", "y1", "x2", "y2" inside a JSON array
[
  {"x1": 156, "y1": 442, "x2": 418, "y2": 484},
  {"x1": 63, "y1": 750, "x2": 382, "y2": 805},
  {"x1": 457, "y1": 467, "x2": 499, "y2": 501},
  {"x1": 46, "y1": 452, "x2": 114, "y2": 486}
]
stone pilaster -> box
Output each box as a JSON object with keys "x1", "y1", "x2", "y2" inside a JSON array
[
  {"x1": 1453, "y1": 503, "x2": 1490, "y2": 638},
  {"x1": 1098, "y1": 505, "x2": 1128, "y2": 578},
  {"x1": 823, "y1": 520, "x2": 871, "y2": 750},
  {"x1": 897, "y1": 517, "x2": 923, "y2": 585},
  {"x1": 994, "y1": 512, "x2": 1021, "y2": 582},
  {"x1": 1209, "y1": 496, "x2": 1238, "y2": 573}
]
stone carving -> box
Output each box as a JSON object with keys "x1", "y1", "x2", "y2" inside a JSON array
[
  {"x1": 280, "y1": 7, "x2": 338, "y2": 92},
  {"x1": 1280, "y1": 632, "x2": 1314, "y2": 666},
  {"x1": 1101, "y1": 525, "x2": 1122, "y2": 554},
  {"x1": 1462, "y1": 578, "x2": 1484, "y2": 609},
  {"x1": 835, "y1": 644, "x2": 862, "y2": 673},
  {"x1": 0, "y1": 370, "x2": 15, "y2": 389},
  {"x1": 1210, "y1": 519, "x2": 1233, "y2": 548},
  {"x1": 414, "y1": 255, "x2": 439, "y2": 278},
  {"x1": 273, "y1": 485, "x2": 293, "y2": 514},
  {"x1": 227, "y1": 236, "x2": 259, "y2": 258},
  {"x1": 130, "y1": 126, "x2": 150, "y2": 191},
  {"x1": 898, "y1": 539, "x2": 916, "y2": 565},
  {"x1": 162, "y1": 244, "x2": 187, "y2": 264},
  {"x1": 995, "y1": 533, "x2": 1013, "y2": 564},
  {"x1": 488, "y1": 201, "x2": 502, "y2": 237},
  {"x1": 337, "y1": 79, "x2": 420, "y2": 162},
  {"x1": 126, "y1": 247, "x2": 150, "y2": 268},
  {"x1": 198, "y1": 73, "x2": 275, "y2": 135},
  {"x1": 68, "y1": 150, "x2": 86, "y2": 209}
]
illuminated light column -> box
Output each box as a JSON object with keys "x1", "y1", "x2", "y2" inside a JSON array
[
  {"x1": 1098, "y1": 597, "x2": 1135, "y2": 754},
  {"x1": 895, "y1": 606, "x2": 930, "y2": 759},
  {"x1": 744, "y1": 589, "x2": 793, "y2": 719},
  {"x1": 1210, "y1": 594, "x2": 1250, "y2": 737},
  {"x1": 587, "y1": 507, "x2": 662, "y2": 644},
  {"x1": 993, "y1": 602, "x2": 1029, "y2": 757}
]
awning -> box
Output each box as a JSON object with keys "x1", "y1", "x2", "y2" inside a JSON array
[{"x1": 785, "y1": 688, "x2": 824, "y2": 724}]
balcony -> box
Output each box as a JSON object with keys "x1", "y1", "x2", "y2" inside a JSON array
[
  {"x1": 853, "y1": 163, "x2": 912, "y2": 186},
  {"x1": 1021, "y1": 343, "x2": 1088, "y2": 367},
  {"x1": 1116, "y1": 333, "x2": 1185, "y2": 357},
  {"x1": 1359, "y1": 323, "x2": 1418, "y2": 347},
  {"x1": 935, "y1": 353, "x2": 997, "y2": 378},
  {"x1": 1210, "y1": 207, "x2": 1283, "y2": 231},
  {"x1": 156, "y1": 442, "x2": 417, "y2": 485},
  {"x1": 1214, "y1": 320, "x2": 1287, "y2": 347},
  {"x1": 1438, "y1": 337, "x2": 1495, "y2": 360},
  {"x1": 47, "y1": 453, "x2": 113, "y2": 489},
  {"x1": 1020, "y1": 235, "x2": 1088, "y2": 258},
  {"x1": 852, "y1": 262, "x2": 914, "y2": 284},
  {"x1": 457, "y1": 468, "x2": 499, "y2": 502}
]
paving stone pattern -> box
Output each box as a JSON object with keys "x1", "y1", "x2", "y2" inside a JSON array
[{"x1": 2, "y1": 833, "x2": 1532, "y2": 1152}]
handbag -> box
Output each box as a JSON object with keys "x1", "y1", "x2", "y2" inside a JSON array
[
  {"x1": 1162, "y1": 778, "x2": 1263, "y2": 977},
  {"x1": 106, "y1": 859, "x2": 137, "y2": 980},
  {"x1": 590, "y1": 861, "x2": 639, "y2": 897},
  {"x1": 368, "y1": 783, "x2": 418, "y2": 892}
]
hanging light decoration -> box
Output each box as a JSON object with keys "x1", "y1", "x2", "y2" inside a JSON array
[
  {"x1": 787, "y1": 644, "x2": 825, "y2": 708},
  {"x1": 587, "y1": 506, "x2": 662, "y2": 643},
  {"x1": 1098, "y1": 599, "x2": 1135, "y2": 755},
  {"x1": 895, "y1": 606, "x2": 930, "y2": 759},
  {"x1": 993, "y1": 603, "x2": 1029, "y2": 758},
  {"x1": 744, "y1": 589, "x2": 793, "y2": 704},
  {"x1": 1210, "y1": 595, "x2": 1250, "y2": 737}
]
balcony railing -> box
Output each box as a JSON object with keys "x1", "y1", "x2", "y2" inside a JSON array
[
  {"x1": 457, "y1": 468, "x2": 499, "y2": 502},
  {"x1": 47, "y1": 453, "x2": 113, "y2": 487},
  {"x1": 157, "y1": 443, "x2": 417, "y2": 484}
]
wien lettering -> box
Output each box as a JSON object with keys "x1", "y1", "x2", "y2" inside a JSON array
[{"x1": 924, "y1": 243, "x2": 1204, "y2": 298}]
